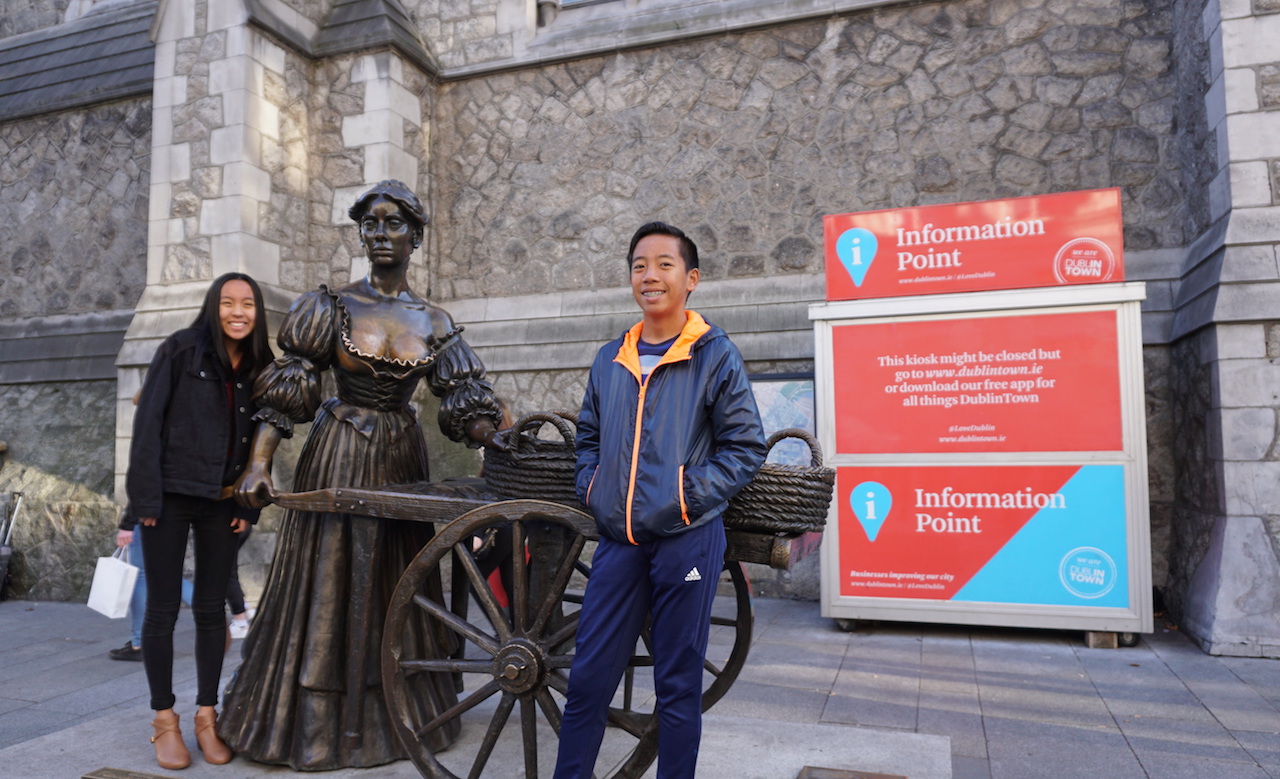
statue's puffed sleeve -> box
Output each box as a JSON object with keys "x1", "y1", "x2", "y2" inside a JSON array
[
  {"x1": 428, "y1": 335, "x2": 502, "y2": 447},
  {"x1": 251, "y1": 288, "x2": 337, "y2": 437}
]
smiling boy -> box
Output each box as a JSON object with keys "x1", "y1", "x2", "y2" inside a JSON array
[{"x1": 553, "y1": 222, "x2": 767, "y2": 779}]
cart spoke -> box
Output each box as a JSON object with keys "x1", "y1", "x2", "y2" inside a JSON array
[
  {"x1": 531, "y1": 532, "x2": 587, "y2": 637},
  {"x1": 605, "y1": 706, "x2": 650, "y2": 738},
  {"x1": 543, "y1": 609, "x2": 581, "y2": 650},
  {"x1": 418, "y1": 678, "x2": 502, "y2": 739},
  {"x1": 545, "y1": 668, "x2": 571, "y2": 696},
  {"x1": 534, "y1": 686, "x2": 564, "y2": 735},
  {"x1": 702, "y1": 657, "x2": 724, "y2": 677},
  {"x1": 466, "y1": 691, "x2": 516, "y2": 779},
  {"x1": 412, "y1": 593, "x2": 500, "y2": 656},
  {"x1": 511, "y1": 519, "x2": 529, "y2": 634},
  {"x1": 709, "y1": 613, "x2": 740, "y2": 627},
  {"x1": 452, "y1": 539, "x2": 511, "y2": 642},
  {"x1": 521, "y1": 695, "x2": 539, "y2": 778},
  {"x1": 400, "y1": 658, "x2": 492, "y2": 676}
]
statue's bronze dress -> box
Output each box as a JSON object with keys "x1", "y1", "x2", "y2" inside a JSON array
[{"x1": 219, "y1": 284, "x2": 501, "y2": 770}]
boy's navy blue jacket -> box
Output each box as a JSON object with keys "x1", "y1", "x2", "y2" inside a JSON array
[
  {"x1": 126, "y1": 327, "x2": 260, "y2": 524},
  {"x1": 575, "y1": 311, "x2": 767, "y2": 545}
]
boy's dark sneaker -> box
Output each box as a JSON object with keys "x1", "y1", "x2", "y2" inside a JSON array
[{"x1": 109, "y1": 641, "x2": 142, "y2": 661}]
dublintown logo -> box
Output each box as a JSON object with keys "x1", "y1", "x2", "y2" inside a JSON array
[
  {"x1": 836, "y1": 227, "x2": 878, "y2": 287},
  {"x1": 1058, "y1": 546, "x2": 1117, "y2": 599},
  {"x1": 1053, "y1": 237, "x2": 1115, "y2": 285},
  {"x1": 850, "y1": 481, "x2": 891, "y2": 542}
]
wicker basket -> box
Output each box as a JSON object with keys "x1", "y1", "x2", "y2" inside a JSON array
[
  {"x1": 482, "y1": 411, "x2": 580, "y2": 506},
  {"x1": 723, "y1": 428, "x2": 834, "y2": 534}
]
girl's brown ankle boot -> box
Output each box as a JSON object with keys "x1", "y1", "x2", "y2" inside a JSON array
[
  {"x1": 150, "y1": 709, "x2": 191, "y2": 769},
  {"x1": 193, "y1": 708, "x2": 233, "y2": 764}
]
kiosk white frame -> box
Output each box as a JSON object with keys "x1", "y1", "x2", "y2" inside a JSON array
[{"x1": 811, "y1": 282, "x2": 1153, "y2": 633}]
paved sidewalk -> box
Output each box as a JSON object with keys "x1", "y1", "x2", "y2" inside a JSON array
[{"x1": 2, "y1": 596, "x2": 1279, "y2": 778}]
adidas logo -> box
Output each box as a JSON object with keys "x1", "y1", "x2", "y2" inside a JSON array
[{"x1": 684, "y1": 567, "x2": 702, "y2": 582}]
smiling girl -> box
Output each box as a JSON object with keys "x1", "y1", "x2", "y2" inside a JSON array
[{"x1": 126, "y1": 272, "x2": 273, "y2": 769}]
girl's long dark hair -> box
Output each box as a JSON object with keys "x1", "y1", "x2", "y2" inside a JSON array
[{"x1": 191, "y1": 272, "x2": 273, "y2": 376}]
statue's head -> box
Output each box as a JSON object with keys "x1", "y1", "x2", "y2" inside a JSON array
[{"x1": 349, "y1": 180, "x2": 428, "y2": 236}]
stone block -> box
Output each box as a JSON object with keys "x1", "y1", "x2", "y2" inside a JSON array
[
  {"x1": 1202, "y1": 0, "x2": 1222, "y2": 36},
  {"x1": 1219, "y1": 0, "x2": 1252, "y2": 19},
  {"x1": 1209, "y1": 25, "x2": 1224, "y2": 82},
  {"x1": 212, "y1": 233, "x2": 281, "y2": 285},
  {"x1": 1214, "y1": 356, "x2": 1280, "y2": 408},
  {"x1": 170, "y1": 143, "x2": 191, "y2": 183},
  {"x1": 364, "y1": 144, "x2": 419, "y2": 186},
  {"x1": 1215, "y1": 282, "x2": 1280, "y2": 330},
  {"x1": 1217, "y1": 407, "x2": 1276, "y2": 461},
  {"x1": 1222, "y1": 15, "x2": 1280, "y2": 68},
  {"x1": 1220, "y1": 243, "x2": 1279, "y2": 281},
  {"x1": 1208, "y1": 167, "x2": 1231, "y2": 224},
  {"x1": 152, "y1": 105, "x2": 173, "y2": 147},
  {"x1": 352, "y1": 52, "x2": 403, "y2": 85},
  {"x1": 153, "y1": 75, "x2": 188, "y2": 109},
  {"x1": 210, "y1": 124, "x2": 263, "y2": 166},
  {"x1": 199, "y1": 196, "x2": 257, "y2": 236},
  {"x1": 1206, "y1": 74, "x2": 1226, "y2": 131},
  {"x1": 330, "y1": 185, "x2": 369, "y2": 225},
  {"x1": 342, "y1": 110, "x2": 403, "y2": 148},
  {"x1": 250, "y1": 31, "x2": 287, "y2": 75},
  {"x1": 209, "y1": 57, "x2": 248, "y2": 96},
  {"x1": 155, "y1": 40, "x2": 177, "y2": 79},
  {"x1": 154, "y1": 0, "x2": 195, "y2": 40},
  {"x1": 222, "y1": 161, "x2": 272, "y2": 201},
  {"x1": 364, "y1": 80, "x2": 422, "y2": 121},
  {"x1": 1226, "y1": 111, "x2": 1280, "y2": 160},
  {"x1": 147, "y1": 182, "x2": 172, "y2": 222},
  {"x1": 208, "y1": 0, "x2": 249, "y2": 32},
  {"x1": 1224, "y1": 206, "x2": 1280, "y2": 244},
  {"x1": 1224, "y1": 67, "x2": 1259, "y2": 114},
  {"x1": 224, "y1": 94, "x2": 280, "y2": 139},
  {"x1": 1215, "y1": 323, "x2": 1268, "y2": 360}
]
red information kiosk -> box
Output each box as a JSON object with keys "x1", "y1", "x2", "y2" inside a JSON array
[{"x1": 812, "y1": 188, "x2": 1152, "y2": 636}]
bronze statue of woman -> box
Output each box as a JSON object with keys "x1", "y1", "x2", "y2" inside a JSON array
[{"x1": 219, "y1": 180, "x2": 504, "y2": 769}]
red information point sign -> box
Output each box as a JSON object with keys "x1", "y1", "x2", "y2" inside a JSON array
[
  {"x1": 824, "y1": 188, "x2": 1125, "y2": 301},
  {"x1": 812, "y1": 188, "x2": 1152, "y2": 635}
]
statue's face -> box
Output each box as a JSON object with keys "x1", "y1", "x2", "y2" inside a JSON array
[{"x1": 359, "y1": 196, "x2": 416, "y2": 266}]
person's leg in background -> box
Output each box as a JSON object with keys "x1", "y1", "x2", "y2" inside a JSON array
[
  {"x1": 226, "y1": 524, "x2": 252, "y2": 639},
  {"x1": 109, "y1": 524, "x2": 147, "y2": 661}
]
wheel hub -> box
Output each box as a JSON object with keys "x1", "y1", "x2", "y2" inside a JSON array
[{"x1": 492, "y1": 639, "x2": 544, "y2": 694}]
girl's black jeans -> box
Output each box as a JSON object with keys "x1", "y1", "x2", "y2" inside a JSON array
[{"x1": 141, "y1": 493, "x2": 239, "y2": 710}]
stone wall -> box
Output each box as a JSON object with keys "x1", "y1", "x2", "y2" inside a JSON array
[
  {"x1": 0, "y1": 381, "x2": 119, "y2": 599},
  {"x1": 0, "y1": 97, "x2": 150, "y2": 598},
  {"x1": 0, "y1": 0, "x2": 68, "y2": 39},
  {"x1": 431, "y1": 2, "x2": 1184, "y2": 303},
  {"x1": 0, "y1": 101, "x2": 150, "y2": 317}
]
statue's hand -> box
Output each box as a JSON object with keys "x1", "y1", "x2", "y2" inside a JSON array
[
  {"x1": 483, "y1": 426, "x2": 515, "y2": 452},
  {"x1": 234, "y1": 464, "x2": 276, "y2": 509}
]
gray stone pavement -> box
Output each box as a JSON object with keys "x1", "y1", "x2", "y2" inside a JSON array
[{"x1": 2, "y1": 595, "x2": 1279, "y2": 778}]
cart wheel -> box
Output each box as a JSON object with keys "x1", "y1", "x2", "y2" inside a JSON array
[
  {"x1": 382, "y1": 500, "x2": 754, "y2": 779},
  {"x1": 1118, "y1": 631, "x2": 1141, "y2": 647}
]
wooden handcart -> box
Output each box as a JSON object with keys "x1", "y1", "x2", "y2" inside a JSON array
[{"x1": 271, "y1": 478, "x2": 821, "y2": 779}]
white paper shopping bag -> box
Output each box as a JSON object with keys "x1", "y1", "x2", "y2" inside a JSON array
[{"x1": 87, "y1": 546, "x2": 138, "y2": 619}]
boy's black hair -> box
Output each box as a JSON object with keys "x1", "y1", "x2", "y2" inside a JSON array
[
  {"x1": 191, "y1": 272, "x2": 274, "y2": 375},
  {"x1": 627, "y1": 221, "x2": 699, "y2": 271}
]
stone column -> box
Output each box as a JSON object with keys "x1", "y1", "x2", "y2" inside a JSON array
[
  {"x1": 115, "y1": 0, "x2": 290, "y2": 498},
  {"x1": 333, "y1": 50, "x2": 424, "y2": 280},
  {"x1": 1174, "y1": 0, "x2": 1280, "y2": 656}
]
